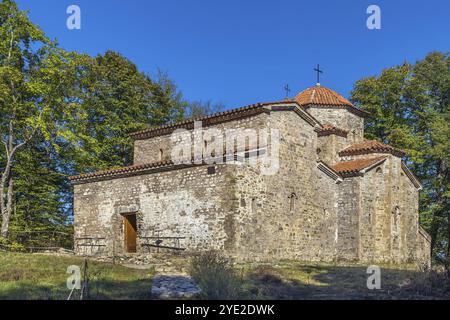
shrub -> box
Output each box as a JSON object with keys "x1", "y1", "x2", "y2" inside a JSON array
[
  {"x1": 396, "y1": 268, "x2": 450, "y2": 299},
  {"x1": 189, "y1": 251, "x2": 246, "y2": 300},
  {"x1": 0, "y1": 237, "x2": 25, "y2": 252}
]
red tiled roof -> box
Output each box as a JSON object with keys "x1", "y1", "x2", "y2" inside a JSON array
[
  {"x1": 339, "y1": 140, "x2": 406, "y2": 157},
  {"x1": 130, "y1": 102, "x2": 269, "y2": 140},
  {"x1": 69, "y1": 151, "x2": 263, "y2": 184},
  {"x1": 294, "y1": 85, "x2": 370, "y2": 117},
  {"x1": 332, "y1": 156, "x2": 387, "y2": 177},
  {"x1": 315, "y1": 124, "x2": 348, "y2": 137},
  {"x1": 295, "y1": 85, "x2": 353, "y2": 107},
  {"x1": 69, "y1": 160, "x2": 179, "y2": 184}
]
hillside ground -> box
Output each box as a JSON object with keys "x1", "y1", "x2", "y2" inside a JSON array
[
  {"x1": 238, "y1": 261, "x2": 442, "y2": 299},
  {"x1": 0, "y1": 252, "x2": 154, "y2": 300},
  {"x1": 0, "y1": 252, "x2": 448, "y2": 300}
]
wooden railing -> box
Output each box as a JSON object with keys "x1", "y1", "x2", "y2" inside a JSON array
[
  {"x1": 140, "y1": 236, "x2": 186, "y2": 252},
  {"x1": 74, "y1": 237, "x2": 107, "y2": 255}
]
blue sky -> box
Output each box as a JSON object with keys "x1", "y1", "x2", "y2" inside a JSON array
[{"x1": 16, "y1": 0, "x2": 449, "y2": 109}]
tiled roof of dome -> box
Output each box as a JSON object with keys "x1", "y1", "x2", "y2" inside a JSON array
[
  {"x1": 295, "y1": 85, "x2": 353, "y2": 107},
  {"x1": 294, "y1": 85, "x2": 370, "y2": 117}
]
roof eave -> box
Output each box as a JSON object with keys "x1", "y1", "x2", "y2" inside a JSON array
[
  {"x1": 129, "y1": 101, "x2": 322, "y2": 141},
  {"x1": 317, "y1": 161, "x2": 343, "y2": 183},
  {"x1": 401, "y1": 162, "x2": 423, "y2": 190},
  {"x1": 300, "y1": 103, "x2": 371, "y2": 118},
  {"x1": 338, "y1": 149, "x2": 406, "y2": 158},
  {"x1": 360, "y1": 157, "x2": 388, "y2": 174}
]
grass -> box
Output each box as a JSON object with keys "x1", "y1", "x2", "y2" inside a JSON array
[
  {"x1": 189, "y1": 253, "x2": 449, "y2": 300},
  {"x1": 2, "y1": 251, "x2": 448, "y2": 300},
  {"x1": 239, "y1": 261, "x2": 449, "y2": 300},
  {"x1": 0, "y1": 252, "x2": 154, "y2": 300}
]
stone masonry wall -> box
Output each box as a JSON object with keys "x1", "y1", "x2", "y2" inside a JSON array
[
  {"x1": 307, "y1": 106, "x2": 364, "y2": 144},
  {"x1": 73, "y1": 164, "x2": 238, "y2": 256},
  {"x1": 317, "y1": 134, "x2": 349, "y2": 165},
  {"x1": 336, "y1": 178, "x2": 361, "y2": 261},
  {"x1": 230, "y1": 110, "x2": 341, "y2": 262},
  {"x1": 133, "y1": 114, "x2": 269, "y2": 165},
  {"x1": 358, "y1": 156, "x2": 431, "y2": 264}
]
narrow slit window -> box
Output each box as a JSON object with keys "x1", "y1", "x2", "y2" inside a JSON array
[
  {"x1": 251, "y1": 198, "x2": 257, "y2": 213},
  {"x1": 289, "y1": 193, "x2": 298, "y2": 212}
]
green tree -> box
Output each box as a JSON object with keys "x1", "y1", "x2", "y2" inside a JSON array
[
  {"x1": 9, "y1": 141, "x2": 71, "y2": 237},
  {"x1": 0, "y1": 0, "x2": 77, "y2": 237},
  {"x1": 0, "y1": 1, "x2": 216, "y2": 244},
  {"x1": 185, "y1": 100, "x2": 225, "y2": 119},
  {"x1": 67, "y1": 53, "x2": 186, "y2": 172},
  {"x1": 350, "y1": 52, "x2": 450, "y2": 261}
]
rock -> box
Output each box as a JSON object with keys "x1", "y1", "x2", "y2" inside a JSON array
[{"x1": 151, "y1": 274, "x2": 201, "y2": 299}]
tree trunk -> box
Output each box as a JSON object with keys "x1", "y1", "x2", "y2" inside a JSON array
[
  {"x1": 0, "y1": 124, "x2": 34, "y2": 238},
  {"x1": 447, "y1": 211, "x2": 450, "y2": 259},
  {"x1": 0, "y1": 182, "x2": 4, "y2": 235},
  {"x1": 429, "y1": 208, "x2": 441, "y2": 256},
  {"x1": 429, "y1": 159, "x2": 447, "y2": 257},
  {"x1": 0, "y1": 176, "x2": 13, "y2": 238},
  {"x1": 1, "y1": 121, "x2": 14, "y2": 238}
]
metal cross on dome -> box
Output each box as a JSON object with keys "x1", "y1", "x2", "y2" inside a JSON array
[
  {"x1": 284, "y1": 84, "x2": 291, "y2": 99},
  {"x1": 314, "y1": 64, "x2": 323, "y2": 84}
]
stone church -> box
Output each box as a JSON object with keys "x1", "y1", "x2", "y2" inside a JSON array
[{"x1": 70, "y1": 84, "x2": 431, "y2": 265}]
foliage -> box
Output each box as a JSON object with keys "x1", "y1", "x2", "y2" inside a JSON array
[
  {"x1": 185, "y1": 100, "x2": 225, "y2": 119},
  {"x1": 350, "y1": 51, "x2": 450, "y2": 261},
  {"x1": 189, "y1": 251, "x2": 247, "y2": 300},
  {"x1": 0, "y1": 236, "x2": 25, "y2": 252},
  {"x1": 66, "y1": 56, "x2": 187, "y2": 172},
  {"x1": 0, "y1": 1, "x2": 190, "y2": 241},
  {"x1": 0, "y1": 0, "x2": 80, "y2": 237}
]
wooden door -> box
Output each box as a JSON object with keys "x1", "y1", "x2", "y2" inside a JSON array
[{"x1": 124, "y1": 214, "x2": 137, "y2": 253}]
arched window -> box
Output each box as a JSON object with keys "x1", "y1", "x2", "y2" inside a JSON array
[
  {"x1": 288, "y1": 193, "x2": 298, "y2": 212},
  {"x1": 251, "y1": 198, "x2": 257, "y2": 213},
  {"x1": 159, "y1": 149, "x2": 164, "y2": 161},
  {"x1": 376, "y1": 167, "x2": 382, "y2": 174},
  {"x1": 393, "y1": 206, "x2": 400, "y2": 233}
]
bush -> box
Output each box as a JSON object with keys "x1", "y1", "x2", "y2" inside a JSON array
[
  {"x1": 396, "y1": 268, "x2": 450, "y2": 299},
  {"x1": 189, "y1": 251, "x2": 246, "y2": 300},
  {"x1": 414, "y1": 270, "x2": 450, "y2": 297},
  {"x1": 0, "y1": 237, "x2": 25, "y2": 252}
]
